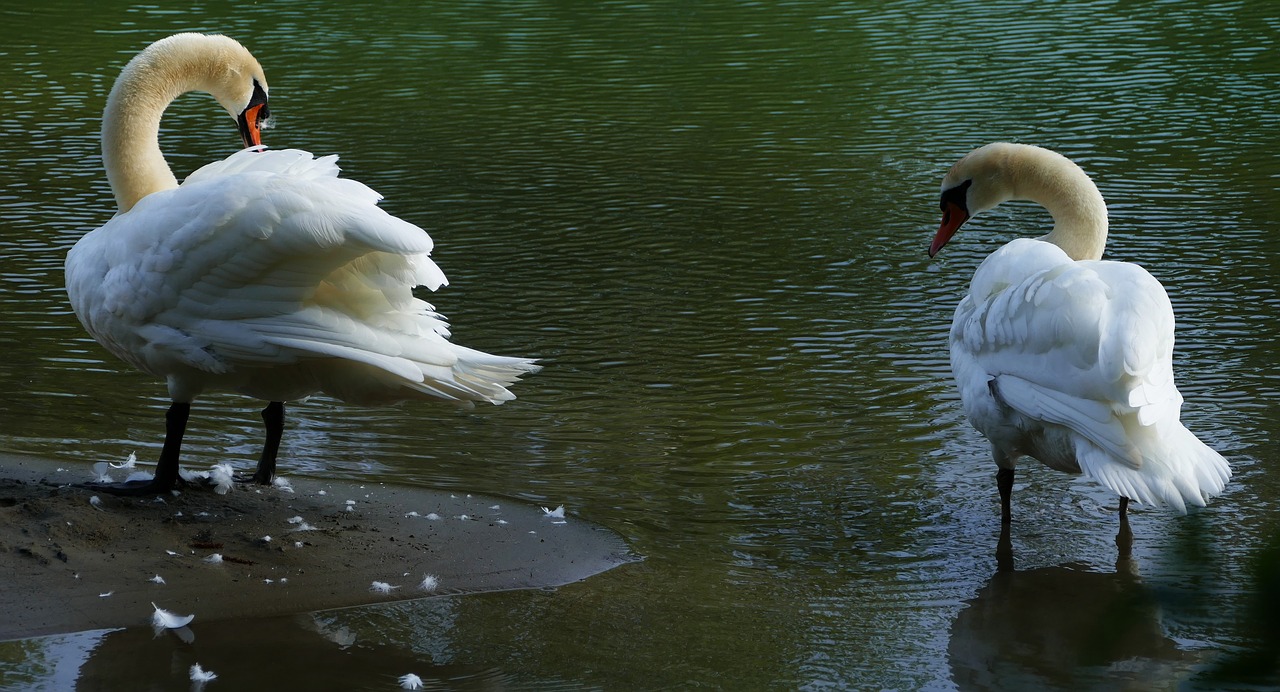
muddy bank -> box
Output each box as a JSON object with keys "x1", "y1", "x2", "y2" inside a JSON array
[{"x1": 0, "y1": 453, "x2": 633, "y2": 640}]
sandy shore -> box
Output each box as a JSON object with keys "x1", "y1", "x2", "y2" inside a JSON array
[{"x1": 0, "y1": 453, "x2": 633, "y2": 640}]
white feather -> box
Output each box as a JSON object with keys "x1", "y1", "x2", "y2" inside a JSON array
[
  {"x1": 417, "y1": 574, "x2": 440, "y2": 592},
  {"x1": 542, "y1": 505, "x2": 566, "y2": 519},
  {"x1": 369, "y1": 581, "x2": 399, "y2": 595},
  {"x1": 204, "y1": 553, "x2": 223, "y2": 564},
  {"x1": 399, "y1": 673, "x2": 424, "y2": 690},
  {"x1": 208, "y1": 463, "x2": 235, "y2": 495},
  {"x1": 150, "y1": 602, "x2": 194, "y2": 629},
  {"x1": 91, "y1": 463, "x2": 113, "y2": 484},
  {"x1": 190, "y1": 663, "x2": 218, "y2": 683},
  {"x1": 110, "y1": 452, "x2": 138, "y2": 469}
]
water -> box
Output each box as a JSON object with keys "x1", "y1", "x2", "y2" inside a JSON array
[{"x1": 2, "y1": 1, "x2": 1278, "y2": 688}]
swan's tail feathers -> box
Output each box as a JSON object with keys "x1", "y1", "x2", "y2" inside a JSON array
[
  {"x1": 1075, "y1": 425, "x2": 1231, "y2": 513},
  {"x1": 408, "y1": 345, "x2": 542, "y2": 406}
]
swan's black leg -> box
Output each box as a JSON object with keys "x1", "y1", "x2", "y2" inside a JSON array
[
  {"x1": 997, "y1": 467, "x2": 1014, "y2": 525},
  {"x1": 84, "y1": 401, "x2": 190, "y2": 496},
  {"x1": 152, "y1": 402, "x2": 191, "y2": 491},
  {"x1": 252, "y1": 401, "x2": 285, "y2": 485},
  {"x1": 1118, "y1": 496, "x2": 1129, "y2": 521}
]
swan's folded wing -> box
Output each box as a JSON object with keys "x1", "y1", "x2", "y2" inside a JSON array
[
  {"x1": 91, "y1": 149, "x2": 456, "y2": 375},
  {"x1": 956, "y1": 246, "x2": 1183, "y2": 466}
]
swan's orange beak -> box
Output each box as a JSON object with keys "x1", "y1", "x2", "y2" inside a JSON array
[
  {"x1": 237, "y1": 80, "x2": 271, "y2": 149},
  {"x1": 929, "y1": 201, "x2": 969, "y2": 258},
  {"x1": 238, "y1": 103, "x2": 268, "y2": 147}
]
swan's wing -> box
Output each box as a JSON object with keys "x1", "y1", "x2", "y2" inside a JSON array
[
  {"x1": 69, "y1": 148, "x2": 531, "y2": 402},
  {"x1": 951, "y1": 240, "x2": 1181, "y2": 468}
]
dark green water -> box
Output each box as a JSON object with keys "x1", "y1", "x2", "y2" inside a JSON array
[{"x1": 1, "y1": 1, "x2": 1278, "y2": 689}]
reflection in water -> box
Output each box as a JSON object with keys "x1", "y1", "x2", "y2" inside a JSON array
[
  {"x1": 44, "y1": 602, "x2": 535, "y2": 691},
  {"x1": 949, "y1": 526, "x2": 1199, "y2": 690}
]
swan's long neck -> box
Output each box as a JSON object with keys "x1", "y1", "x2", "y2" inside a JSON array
[
  {"x1": 101, "y1": 59, "x2": 184, "y2": 213},
  {"x1": 101, "y1": 34, "x2": 262, "y2": 214},
  {"x1": 1011, "y1": 148, "x2": 1109, "y2": 261}
]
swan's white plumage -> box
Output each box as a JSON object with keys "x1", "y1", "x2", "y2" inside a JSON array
[
  {"x1": 67, "y1": 145, "x2": 534, "y2": 406},
  {"x1": 934, "y1": 143, "x2": 1229, "y2": 513}
]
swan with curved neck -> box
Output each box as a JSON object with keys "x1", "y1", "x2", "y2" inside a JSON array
[
  {"x1": 929, "y1": 142, "x2": 1229, "y2": 526},
  {"x1": 930, "y1": 142, "x2": 1109, "y2": 262},
  {"x1": 65, "y1": 34, "x2": 539, "y2": 495}
]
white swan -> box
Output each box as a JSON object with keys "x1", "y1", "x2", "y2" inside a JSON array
[
  {"x1": 929, "y1": 142, "x2": 1229, "y2": 523},
  {"x1": 65, "y1": 34, "x2": 540, "y2": 493}
]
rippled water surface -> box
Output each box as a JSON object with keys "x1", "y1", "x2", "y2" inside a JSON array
[{"x1": 2, "y1": 1, "x2": 1278, "y2": 689}]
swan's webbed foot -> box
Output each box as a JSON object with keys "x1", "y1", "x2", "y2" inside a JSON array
[
  {"x1": 81, "y1": 402, "x2": 191, "y2": 497},
  {"x1": 231, "y1": 472, "x2": 272, "y2": 487}
]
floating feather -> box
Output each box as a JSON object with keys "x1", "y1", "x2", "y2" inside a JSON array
[
  {"x1": 190, "y1": 663, "x2": 217, "y2": 683},
  {"x1": 369, "y1": 581, "x2": 399, "y2": 595},
  {"x1": 417, "y1": 575, "x2": 439, "y2": 592},
  {"x1": 542, "y1": 505, "x2": 566, "y2": 518},
  {"x1": 204, "y1": 553, "x2": 223, "y2": 564},
  {"x1": 150, "y1": 574, "x2": 166, "y2": 585},
  {"x1": 150, "y1": 602, "x2": 194, "y2": 629},
  {"x1": 399, "y1": 673, "x2": 424, "y2": 690}
]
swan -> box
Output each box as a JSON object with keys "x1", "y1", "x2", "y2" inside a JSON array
[
  {"x1": 64, "y1": 33, "x2": 540, "y2": 494},
  {"x1": 929, "y1": 142, "x2": 1230, "y2": 523}
]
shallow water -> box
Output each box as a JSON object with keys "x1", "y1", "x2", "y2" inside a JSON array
[{"x1": 2, "y1": 1, "x2": 1279, "y2": 689}]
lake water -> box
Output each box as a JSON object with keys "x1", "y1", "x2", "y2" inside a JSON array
[{"x1": 2, "y1": 1, "x2": 1278, "y2": 689}]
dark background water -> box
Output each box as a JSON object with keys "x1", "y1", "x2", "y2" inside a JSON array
[{"x1": 1, "y1": 1, "x2": 1278, "y2": 689}]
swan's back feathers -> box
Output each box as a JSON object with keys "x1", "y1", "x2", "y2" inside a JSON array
[
  {"x1": 950, "y1": 238, "x2": 1228, "y2": 510},
  {"x1": 66, "y1": 148, "x2": 537, "y2": 405}
]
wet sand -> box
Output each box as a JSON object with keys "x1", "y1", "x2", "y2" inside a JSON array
[{"x1": 0, "y1": 453, "x2": 633, "y2": 640}]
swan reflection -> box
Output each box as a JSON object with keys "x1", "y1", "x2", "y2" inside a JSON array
[{"x1": 949, "y1": 526, "x2": 1201, "y2": 690}]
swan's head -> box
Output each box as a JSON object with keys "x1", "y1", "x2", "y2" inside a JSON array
[
  {"x1": 131, "y1": 33, "x2": 272, "y2": 148},
  {"x1": 929, "y1": 142, "x2": 1024, "y2": 257}
]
